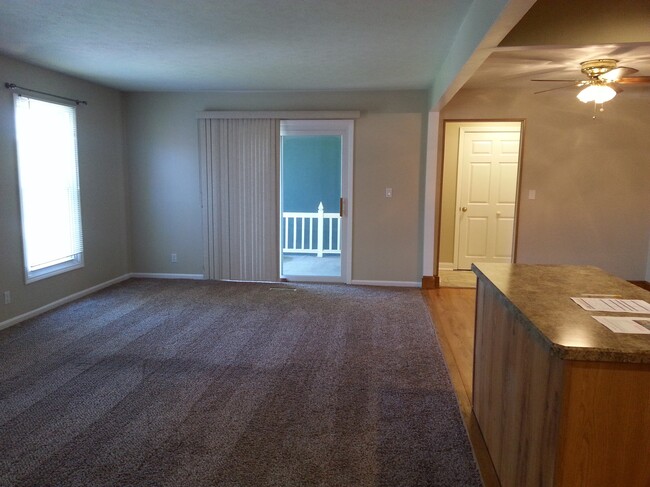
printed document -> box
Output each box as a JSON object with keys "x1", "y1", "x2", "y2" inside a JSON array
[
  {"x1": 571, "y1": 297, "x2": 650, "y2": 313},
  {"x1": 593, "y1": 315, "x2": 650, "y2": 334}
]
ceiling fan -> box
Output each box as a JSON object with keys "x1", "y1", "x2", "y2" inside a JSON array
[{"x1": 532, "y1": 59, "x2": 650, "y2": 106}]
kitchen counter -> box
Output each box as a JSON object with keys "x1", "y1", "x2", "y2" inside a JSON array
[
  {"x1": 471, "y1": 263, "x2": 650, "y2": 486},
  {"x1": 472, "y1": 263, "x2": 650, "y2": 363}
]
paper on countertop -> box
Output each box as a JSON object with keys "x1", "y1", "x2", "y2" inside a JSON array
[
  {"x1": 592, "y1": 315, "x2": 650, "y2": 334},
  {"x1": 571, "y1": 297, "x2": 650, "y2": 314}
]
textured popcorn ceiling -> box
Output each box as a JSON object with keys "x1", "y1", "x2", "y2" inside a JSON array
[{"x1": 0, "y1": 0, "x2": 473, "y2": 91}]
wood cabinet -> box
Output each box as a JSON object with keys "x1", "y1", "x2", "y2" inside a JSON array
[{"x1": 472, "y1": 264, "x2": 650, "y2": 487}]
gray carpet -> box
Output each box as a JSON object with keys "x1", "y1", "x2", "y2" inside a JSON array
[{"x1": 0, "y1": 279, "x2": 481, "y2": 487}]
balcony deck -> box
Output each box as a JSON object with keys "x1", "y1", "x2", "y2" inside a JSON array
[{"x1": 281, "y1": 254, "x2": 341, "y2": 277}]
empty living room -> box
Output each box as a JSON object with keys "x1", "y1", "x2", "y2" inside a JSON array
[{"x1": 1, "y1": 1, "x2": 649, "y2": 486}]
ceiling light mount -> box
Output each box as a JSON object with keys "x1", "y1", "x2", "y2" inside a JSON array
[
  {"x1": 576, "y1": 60, "x2": 620, "y2": 116},
  {"x1": 580, "y1": 59, "x2": 618, "y2": 79}
]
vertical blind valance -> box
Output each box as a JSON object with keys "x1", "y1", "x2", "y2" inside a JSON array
[{"x1": 199, "y1": 118, "x2": 280, "y2": 281}]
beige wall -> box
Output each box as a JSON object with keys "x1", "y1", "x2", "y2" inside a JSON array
[
  {"x1": 353, "y1": 113, "x2": 423, "y2": 282},
  {"x1": 439, "y1": 121, "x2": 521, "y2": 266},
  {"x1": 0, "y1": 54, "x2": 130, "y2": 323},
  {"x1": 124, "y1": 90, "x2": 428, "y2": 283},
  {"x1": 442, "y1": 87, "x2": 650, "y2": 280},
  {"x1": 647, "y1": 239, "x2": 650, "y2": 281}
]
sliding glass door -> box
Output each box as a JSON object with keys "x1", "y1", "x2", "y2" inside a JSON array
[{"x1": 280, "y1": 120, "x2": 353, "y2": 283}]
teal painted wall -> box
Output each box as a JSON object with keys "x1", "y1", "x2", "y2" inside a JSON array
[{"x1": 282, "y1": 135, "x2": 341, "y2": 213}]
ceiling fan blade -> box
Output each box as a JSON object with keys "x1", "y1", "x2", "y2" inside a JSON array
[
  {"x1": 599, "y1": 67, "x2": 638, "y2": 82},
  {"x1": 531, "y1": 79, "x2": 579, "y2": 82},
  {"x1": 615, "y1": 76, "x2": 650, "y2": 84},
  {"x1": 534, "y1": 84, "x2": 578, "y2": 95}
]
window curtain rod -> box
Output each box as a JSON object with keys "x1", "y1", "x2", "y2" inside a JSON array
[{"x1": 4, "y1": 82, "x2": 87, "y2": 106}]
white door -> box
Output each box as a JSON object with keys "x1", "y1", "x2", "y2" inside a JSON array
[{"x1": 454, "y1": 128, "x2": 521, "y2": 270}]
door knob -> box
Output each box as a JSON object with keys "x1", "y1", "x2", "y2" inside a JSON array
[{"x1": 461, "y1": 207, "x2": 468, "y2": 212}]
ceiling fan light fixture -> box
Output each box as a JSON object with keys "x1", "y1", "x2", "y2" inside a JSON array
[{"x1": 576, "y1": 84, "x2": 617, "y2": 103}]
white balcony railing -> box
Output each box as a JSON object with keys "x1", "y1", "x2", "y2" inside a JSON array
[{"x1": 282, "y1": 202, "x2": 341, "y2": 257}]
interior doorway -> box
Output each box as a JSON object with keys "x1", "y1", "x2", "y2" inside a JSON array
[
  {"x1": 438, "y1": 121, "x2": 523, "y2": 285},
  {"x1": 280, "y1": 120, "x2": 353, "y2": 283}
]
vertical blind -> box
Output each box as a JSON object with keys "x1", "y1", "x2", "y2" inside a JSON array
[
  {"x1": 199, "y1": 118, "x2": 279, "y2": 281},
  {"x1": 13, "y1": 95, "x2": 83, "y2": 279}
]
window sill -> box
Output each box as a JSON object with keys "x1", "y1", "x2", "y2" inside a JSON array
[{"x1": 26, "y1": 258, "x2": 84, "y2": 284}]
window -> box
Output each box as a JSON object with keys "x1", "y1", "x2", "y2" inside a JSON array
[{"x1": 13, "y1": 95, "x2": 84, "y2": 283}]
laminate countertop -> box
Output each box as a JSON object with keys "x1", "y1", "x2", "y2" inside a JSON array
[{"x1": 472, "y1": 263, "x2": 650, "y2": 364}]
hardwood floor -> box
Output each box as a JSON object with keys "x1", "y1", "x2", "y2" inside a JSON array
[
  {"x1": 423, "y1": 287, "x2": 500, "y2": 487},
  {"x1": 438, "y1": 270, "x2": 477, "y2": 288}
]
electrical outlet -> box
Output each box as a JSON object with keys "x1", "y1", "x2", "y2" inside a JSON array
[
  {"x1": 385, "y1": 187, "x2": 393, "y2": 198},
  {"x1": 171, "y1": 253, "x2": 177, "y2": 263},
  {"x1": 4, "y1": 291, "x2": 11, "y2": 305}
]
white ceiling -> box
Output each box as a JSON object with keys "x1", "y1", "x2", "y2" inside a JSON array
[
  {"x1": 3, "y1": 0, "x2": 649, "y2": 100},
  {"x1": 0, "y1": 0, "x2": 474, "y2": 92}
]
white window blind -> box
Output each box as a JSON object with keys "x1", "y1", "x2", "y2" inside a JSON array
[{"x1": 13, "y1": 94, "x2": 84, "y2": 282}]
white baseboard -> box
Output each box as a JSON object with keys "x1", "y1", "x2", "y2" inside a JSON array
[
  {"x1": 0, "y1": 274, "x2": 131, "y2": 332},
  {"x1": 438, "y1": 262, "x2": 455, "y2": 271},
  {"x1": 130, "y1": 273, "x2": 205, "y2": 280},
  {"x1": 350, "y1": 279, "x2": 421, "y2": 288}
]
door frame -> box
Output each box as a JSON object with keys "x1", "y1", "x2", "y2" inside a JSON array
[
  {"x1": 279, "y1": 119, "x2": 354, "y2": 283},
  {"x1": 436, "y1": 119, "x2": 525, "y2": 275}
]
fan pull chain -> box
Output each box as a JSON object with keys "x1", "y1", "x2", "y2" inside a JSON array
[{"x1": 592, "y1": 102, "x2": 606, "y2": 119}]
